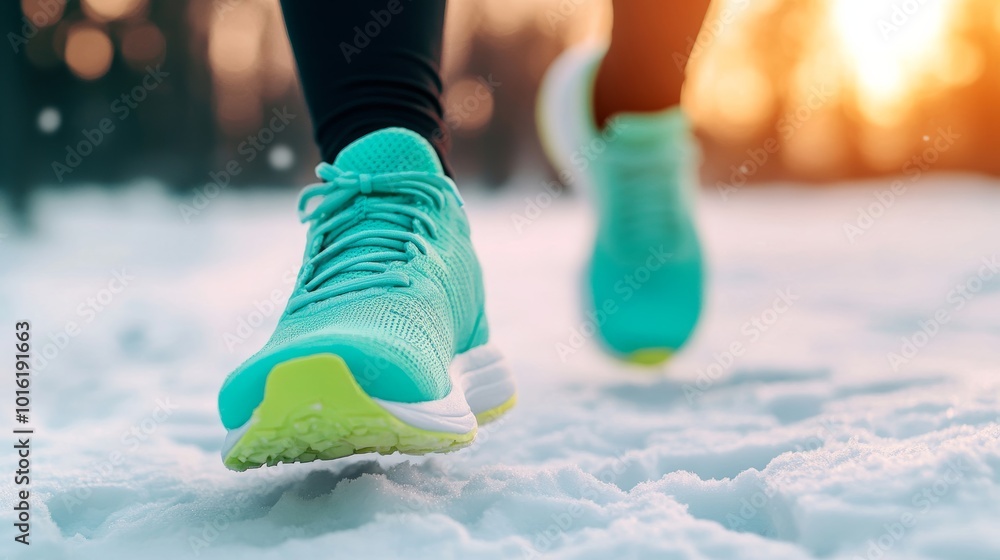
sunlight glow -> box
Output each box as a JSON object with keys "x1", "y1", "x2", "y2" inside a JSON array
[{"x1": 830, "y1": 0, "x2": 955, "y2": 124}]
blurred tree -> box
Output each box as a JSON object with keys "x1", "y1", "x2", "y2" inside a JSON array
[{"x1": 4, "y1": 0, "x2": 1000, "y2": 206}]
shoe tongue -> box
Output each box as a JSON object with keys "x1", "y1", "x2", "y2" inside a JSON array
[
  {"x1": 333, "y1": 127, "x2": 444, "y2": 175},
  {"x1": 600, "y1": 108, "x2": 699, "y2": 261}
]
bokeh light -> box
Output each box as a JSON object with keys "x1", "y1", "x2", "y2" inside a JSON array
[
  {"x1": 20, "y1": 0, "x2": 65, "y2": 27},
  {"x1": 65, "y1": 24, "x2": 114, "y2": 80},
  {"x1": 37, "y1": 107, "x2": 62, "y2": 134},
  {"x1": 444, "y1": 77, "x2": 496, "y2": 133},
  {"x1": 13, "y1": 0, "x2": 1000, "y2": 185},
  {"x1": 120, "y1": 22, "x2": 166, "y2": 69},
  {"x1": 209, "y1": 9, "x2": 263, "y2": 77},
  {"x1": 268, "y1": 145, "x2": 295, "y2": 171},
  {"x1": 82, "y1": 0, "x2": 146, "y2": 22}
]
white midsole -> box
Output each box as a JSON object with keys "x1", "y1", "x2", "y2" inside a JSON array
[
  {"x1": 537, "y1": 42, "x2": 605, "y2": 196},
  {"x1": 223, "y1": 344, "x2": 515, "y2": 457},
  {"x1": 374, "y1": 344, "x2": 515, "y2": 435}
]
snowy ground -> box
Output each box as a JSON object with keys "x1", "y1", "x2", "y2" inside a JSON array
[{"x1": 2, "y1": 175, "x2": 1000, "y2": 560}]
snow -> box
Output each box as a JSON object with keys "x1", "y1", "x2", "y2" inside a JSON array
[{"x1": 1, "y1": 175, "x2": 999, "y2": 559}]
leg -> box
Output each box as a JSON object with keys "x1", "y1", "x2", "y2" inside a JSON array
[
  {"x1": 593, "y1": 0, "x2": 713, "y2": 128},
  {"x1": 279, "y1": 0, "x2": 450, "y2": 166},
  {"x1": 537, "y1": 3, "x2": 709, "y2": 365}
]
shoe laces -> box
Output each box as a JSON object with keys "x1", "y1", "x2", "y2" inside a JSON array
[
  {"x1": 287, "y1": 162, "x2": 463, "y2": 312},
  {"x1": 603, "y1": 140, "x2": 694, "y2": 256}
]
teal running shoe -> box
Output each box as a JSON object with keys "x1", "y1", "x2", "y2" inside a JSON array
[
  {"x1": 218, "y1": 128, "x2": 516, "y2": 470},
  {"x1": 537, "y1": 45, "x2": 704, "y2": 365}
]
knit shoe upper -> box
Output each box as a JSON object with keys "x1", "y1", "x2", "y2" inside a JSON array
[
  {"x1": 218, "y1": 128, "x2": 490, "y2": 430},
  {"x1": 590, "y1": 110, "x2": 704, "y2": 358}
]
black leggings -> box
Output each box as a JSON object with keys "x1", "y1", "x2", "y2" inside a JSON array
[{"x1": 279, "y1": 0, "x2": 450, "y2": 169}]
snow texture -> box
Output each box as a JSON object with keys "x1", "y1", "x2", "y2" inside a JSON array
[{"x1": 1, "y1": 176, "x2": 999, "y2": 559}]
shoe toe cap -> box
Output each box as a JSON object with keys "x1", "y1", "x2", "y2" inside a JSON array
[
  {"x1": 218, "y1": 328, "x2": 450, "y2": 431},
  {"x1": 589, "y1": 249, "x2": 703, "y2": 357}
]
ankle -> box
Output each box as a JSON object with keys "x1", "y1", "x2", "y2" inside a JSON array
[{"x1": 591, "y1": 57, "x2": 684, "y2": 130}]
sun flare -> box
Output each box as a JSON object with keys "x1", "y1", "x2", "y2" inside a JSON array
[{"x1": 830, "y1": 0, "x2": 957, "y2": 123}]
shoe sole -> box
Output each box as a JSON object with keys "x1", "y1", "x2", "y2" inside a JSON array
[
  {"x1": 625, "y1": 348, "x2": 673, "y2": 366},
  {"x1": 222, "y1": 345, "x2": 516, "y2": 471}
]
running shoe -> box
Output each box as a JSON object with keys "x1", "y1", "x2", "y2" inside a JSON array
[
  {"x1": 218, "y1": 128, "x2": 516, "y2": 470},
  {"x1": 537, "y1": 44, "x2": 704, "y2": 365}
]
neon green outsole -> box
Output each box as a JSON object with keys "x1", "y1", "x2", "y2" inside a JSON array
[
  {"x1": 223, "y1": 354, "x2": 478, "y2": 471},
  {"x1": 625, "y1": 348, "x2": 673, "y2": 366},
  {"x1": 475, "y1": 394, "x2": 518, "y2": 425}
]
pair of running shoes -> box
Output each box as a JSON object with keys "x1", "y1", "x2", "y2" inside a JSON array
[{"x1": 219, "y1": 46, "x2": 703, "y2": 470}]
